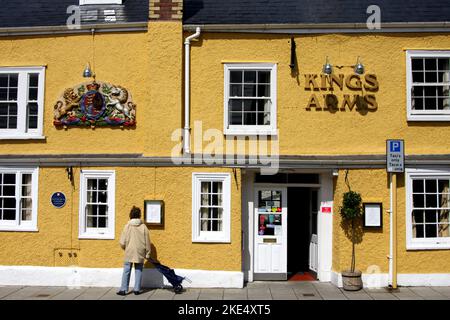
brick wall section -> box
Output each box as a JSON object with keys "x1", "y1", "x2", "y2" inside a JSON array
[{"x1": 150, "y1": 0, "x2": 183, "y2": 20}]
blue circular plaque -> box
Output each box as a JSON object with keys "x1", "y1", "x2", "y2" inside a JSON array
[{"x1": 51, "y1": 192, "x2": 66, "y2": 208}]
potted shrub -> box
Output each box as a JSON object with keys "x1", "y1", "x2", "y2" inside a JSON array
[{"x1": 340, "y1": 190, "x2": 363, "y2": 291}]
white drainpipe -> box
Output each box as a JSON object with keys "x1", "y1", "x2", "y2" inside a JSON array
[
  {"x1": 388, "y1": 173, "x2": 393, "y2": 287},
  {"x1": 183, "y1": 27, "x2": 201, "y2": 155}
]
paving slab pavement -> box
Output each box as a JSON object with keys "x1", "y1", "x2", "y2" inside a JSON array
[{"x1": 1, "y1": 282, "x2": 449, "y2": 300}]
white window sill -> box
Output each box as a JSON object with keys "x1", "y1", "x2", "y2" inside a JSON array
[
  {"x1": 192, "y1": 238, "x2": 231, "y2": 244},
  {"x1": 0, "y1": 226, "x2": 38, "y2": 232},
  {"x1": 0, "y1": 135, "x2": 46, "y2": 140},
  {"x1": 407, "y1": 242, "x2": 450, "y2": 250},
  {"x1": 224, "y1": 128, "x2": 278, "y2": 136},
  {"x1": 407, "y1": 114, "x2": 450, "y2": 122},
  {"x1": 79, "y1": 233, "x2": 115, "y2": 240}
]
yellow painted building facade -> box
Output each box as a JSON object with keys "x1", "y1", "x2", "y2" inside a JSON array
[{"x1": 0, "y1": 0, "x2": 449, "y2": 288}]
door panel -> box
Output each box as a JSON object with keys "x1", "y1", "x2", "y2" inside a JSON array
[{"x1": 254, "y1": 187, "x2": 287, "y2": 279}]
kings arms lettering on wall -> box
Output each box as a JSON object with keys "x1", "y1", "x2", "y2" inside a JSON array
[
  {"x1": 304, "y1": 73, "x2": 379, "y2": 112},
  {"x1": 53, "y1": 81, "x2": 136, "y2": 127}
]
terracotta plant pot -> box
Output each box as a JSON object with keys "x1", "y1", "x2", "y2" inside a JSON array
[{"x1": 342, "y1": 270, "x2": 363, "y2": 291}]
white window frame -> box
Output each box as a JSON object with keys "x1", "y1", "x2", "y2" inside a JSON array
[
  {"x1": 406, "y1": 50, "x2": 450, "y2": 121},
  {"x1": 0, "y1": 66, "x2": 45, "y2": 139},
  {"x1": 224, "y1": 63, "x2": 277, "y2": 136},
  {"x1": 80, "y1": 0, "x2": 122, "y2": 5},
  {"x1": 192, "y1": 173, "x2": 231, "y2": 243},
  {"x1": 0, "y1": 167, "x2": 39, "y2": 232},
  {"x1": 79, "y1": 170, "x2": 115, "y2": 240},
  {"x1": 405, "y1": 168, "x2": 450, "y2": 250}
]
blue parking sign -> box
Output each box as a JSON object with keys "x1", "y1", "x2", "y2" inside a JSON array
[{"x1": 386, "y1": 140, "x2": 404, "y2": 173}]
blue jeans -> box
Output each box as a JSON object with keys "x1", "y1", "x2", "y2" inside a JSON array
[{"x1": 119, "y1": 262, "x2": 143, "y2": 292}]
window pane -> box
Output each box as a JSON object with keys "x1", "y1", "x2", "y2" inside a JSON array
[
  {"x1": 3, "y1": 209, "x2": 16, "y2": 220},
  {"x1": 9, "y1": 74, "x2": 18, "y2": 87},
  {"x1": 87, "y1": 216, "x2": 96, "y2": 228},
  {"x1": 201, "y1": 181, "x2": 210, "y2": 194},
  {"x1": 0, "y1": 89, "x2": 7, "y2": 101},
  {"x1": 98, "y1": 191, "x2": 107, "y2": 203},
  {"x1": 412, "y1": 86, "x2": 424, "y2": 97},
  {"x1": 27, "y1": 104, "x2": 39, "y2": 130},
  {"x1": 424, "y1": 210, "x2": 437, "y2": 223},
  {"x1": 28, "y1": 88, "x2": 38, "y2": 101},
  {"x1": 257, "y1": 85, "x2": 270, "y2": 97},
  {"x1": 438, "y1": 210, "x2": 449, "y2": 223},
  {"x1": 424, "y1": 71, "x2": 437, "y2": 83},
  {"x1": 21, "y1": 209, "x2": 32, "y2": 221},
  {"x1": 243, "y1": 99, "x2": 257, "y2": 112},
  {"x1": 0, "y1": 74, "x2": 8, "y2": 87},
  {"x1": 87, "y1": 191, "x2": 97, "y2": 203},
  {"x1": 98, "y1": 179, "x2": 108, "y2": 190},
  {"x1": 425, "y1": 179, "x2": 437, "y2": 193},
  {"x1": 201, "y1": 194, "x2": 209, "y2": 206},
  {"x1": 3, "y1": 197, "x2": 16, "y2": 208},
  {"x1": 425, "y1": 58, "x2": 437, "y2": 71},
  {"x1": 22, "y1": 185, "x2": 31, "y2": 197},
  {"x1": 21, "y1": 198, "x2": 32, "y2": 211},
  {"x1": 230, "y1": 84, "x2": 242, "y2": 97},
  {"x1": 200, "y1": 219, "x2": 209, "y2": 231},
  {"x1": 29, "y1": 73, "x2": 39, "y2": 87},
  {"x1": 8, "y1": 88, "x2": 17, "y2": 101},
  {"x1": 413, "y1": 194, "x2": 425, "y2": 208},
  {"x1": 98, "y1": 217, "x2": 107, "y2": 228},
  {"x1": 413, "y1": 210, "x2": 424, "y2": 223},
  {"x1": 212, "y1": 181, "x2": 222, "y2": 194},
  {"x1": 87, "y1": 179, "x2": 97, "y2": 190},
  {"x1": 413, "y1": 179, "x2": 424, "y2": 193},
  {"x1": 439, "y1": 224, "x2": 449, "y2": 237},
  {"x1": 258, "y1": 71, "x2": 270, "y2": 84},
  {"x1": 98, "y1": 205, "x2": 107, "y2": 216},
  {"x1": 425, "y1": 194, "x2": 437, "y2": 208},
  {"x1": 413, "y1": 224, "x2": 424, "y2": 238},
  {"x1": 243, "y1": 112, "x2": 257, "y2": 125},
  {"x1": 425, "y1": 224, "x2": 437, "y2": 238},
  {"x1": 244, "y1": 71, "x2": 256, "y2": 83},
  {"x1": 4, "y1": 174, "x2": 16, "y2": 185},
  {"x1": 243, "y1": 85, "x2": 256, "y2": 97},
  {"x1": 229, "y1": 99, "x2": 242, "y2": 112},
  {"x1": 3, "y1": 185, "x2": 15, "y2": 197},
  {"x1": 412, "y1": 72, "x2": 424, "y2": 83},
  {"x1": 439, "y1": 193, "x2": 450, "y2": 208},
  {"x1": 412, "y1": 58, "x2": 424, "y2": 71},
  {"x1": 230, "y1": 71, "x2": 242, "y2": 83}
]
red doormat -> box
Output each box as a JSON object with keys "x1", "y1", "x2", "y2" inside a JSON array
[{"x1": 288, "y1": 272, "x2": 316, "y2": 281}]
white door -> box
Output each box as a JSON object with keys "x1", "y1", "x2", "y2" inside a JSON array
[
  {"x1": 309, "y1": 189, "x2": 319, "y2": 273},
  {"x1": 254, "y1": 187, "x2": 287, "y2": 280}
]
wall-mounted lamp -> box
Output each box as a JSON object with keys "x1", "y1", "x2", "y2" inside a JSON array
[
  {"x1": 82, "y1": 62, "x2": 95, "y2": 79},
  {"x1": 322, "y1": 56, "x2": 333, "y2": 75},
  {"x1": 83, "y1": 29, "x2": 97, "y2": 80},
  {"x1": 354, "y1": 56, "x2": 365, "y2": 75},
  {"x1": 289, "y1": 37, "x2": 297, "y2": 70},
  {"x1": 323, "y1": 56, "x2": 366, "y2": 75},
  {"x1": 332, "y1": 169, "x2": 339, "y2": 177},
  {"x1": 66, "y1": 167, "x2": 73, "y2": 184}
]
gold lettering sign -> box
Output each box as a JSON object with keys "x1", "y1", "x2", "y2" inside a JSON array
[{"x1": 305, "y1": 73, "x2": 379, "y2": 112}]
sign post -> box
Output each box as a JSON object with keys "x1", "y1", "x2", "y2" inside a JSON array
[{"x1": 386, "y1": 140, "x2": 404, "y2": 290}]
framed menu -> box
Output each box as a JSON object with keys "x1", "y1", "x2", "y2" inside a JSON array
[
  {"x1": 144, "y1": 200, "x2": 164, "y2": 226},
  {"x1": 363, "y1": 202, "x2": 382, "y2": 228}
]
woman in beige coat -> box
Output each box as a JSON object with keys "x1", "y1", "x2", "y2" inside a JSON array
[{"x1": 116, "y1": 206, "x2": 151, "y2": 295}]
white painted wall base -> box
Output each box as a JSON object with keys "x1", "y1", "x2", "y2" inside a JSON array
[
  {"x1": 331, "y1": 271, "x2": 450, "y2": 288},
  {"x1": 0, "y1": 266, "x2": 244, "y2": 289}
]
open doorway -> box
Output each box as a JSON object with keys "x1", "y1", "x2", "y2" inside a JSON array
[{"x1": 287, "y1": 187, "x2": 318, "y2": 281}]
